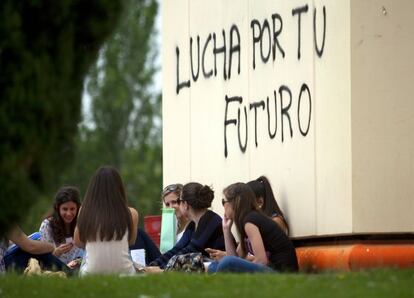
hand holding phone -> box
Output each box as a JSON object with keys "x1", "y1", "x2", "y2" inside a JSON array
[
  {"x1": 205, "y1": 248, "x2": 226, "y2": 261},
  {"x1": 53, "y1": 242, "x2": 73, "y2": 256}
]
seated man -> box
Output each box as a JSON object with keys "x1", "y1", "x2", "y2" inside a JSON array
[{"x1": 1, "y1": 226, "x2": 55, "y2": 273}]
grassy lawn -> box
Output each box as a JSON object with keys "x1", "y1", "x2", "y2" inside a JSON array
[{"x1": 1, "y1": 269, "x2": 414, "y2": 298}]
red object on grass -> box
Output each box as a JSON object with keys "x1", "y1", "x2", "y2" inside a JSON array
[{"x1": 144, "y1": 215, "x2": 161, "y2": 248}]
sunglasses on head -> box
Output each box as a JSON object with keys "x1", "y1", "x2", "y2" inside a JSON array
[{"x1": 162, "y1": 184, "x2": 182, "y2": 197}]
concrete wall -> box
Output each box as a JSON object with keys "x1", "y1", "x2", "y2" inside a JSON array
[
  {"x1": 351, "y1": 0, "x2": 414, "y2": 233},
  {"x1": 162, "y1": 0, "x2": 413, "y2": 236}
]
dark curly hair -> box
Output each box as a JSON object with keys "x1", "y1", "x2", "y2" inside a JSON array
[
  {"x1": 48, "y1": 186, "x2": 81, "y2": 244},
  {"x1": 181, "y1": 182, "x2": 214, "y2": 210}
]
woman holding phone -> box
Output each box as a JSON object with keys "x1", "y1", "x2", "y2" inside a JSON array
[{"x1": 39, "y1": 186, "x2": 84, "y2": 268}]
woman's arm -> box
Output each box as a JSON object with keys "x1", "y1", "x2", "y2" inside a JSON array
[
  {"x1": 205, "y1": 248, "x2": 226, "y2": 261},
  {"x1": 8, "y1": 227, "x2": 54, "y2": 254},
  {"x1": 244, "y1": 223, "x2": 268, "y2": 265},
  {"x1": 223, "y1": 215, "x2": 237, "y2": 256},
  {"x1": 74, "y1": 206, "x2": 84, "y2": 248},
  {"x1": 128, "y1": 207, "x2": 139, "y2": 245},
  {"x1": 149, "y1": 223, "x2": 194, "y2": 267},
  {"x1": 73, "y1": 226, "x2": 84, "y2": 248},
  {"x1": 236, "y1": 243, "x2": 242, "y2": 257}
]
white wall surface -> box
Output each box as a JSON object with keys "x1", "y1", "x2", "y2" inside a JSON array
[
  {"x1": 162, "y1": 0, "x2": 413, "y2": 236},
  {"x1": 351, "y1": 0, "x2": 414, "y2": 233}
]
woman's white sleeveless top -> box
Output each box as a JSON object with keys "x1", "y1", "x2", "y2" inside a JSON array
[{"x1": 80, "y1": 232, "x2": 135, "y2": 276}]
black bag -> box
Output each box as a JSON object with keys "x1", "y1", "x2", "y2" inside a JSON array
[{"x1": 164, "y1": 252, "x2": 205, "y2": 273}]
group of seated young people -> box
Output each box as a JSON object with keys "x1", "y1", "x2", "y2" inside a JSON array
[{"x1": 0, "y1": 165, "x2": 298, "y2": 275}]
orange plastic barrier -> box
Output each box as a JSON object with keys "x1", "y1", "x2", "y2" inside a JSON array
[{"x1": 296, "y1": 244, "x2": 414, "y2": 272}]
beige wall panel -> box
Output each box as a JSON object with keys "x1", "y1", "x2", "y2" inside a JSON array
[
  {"x1": 163, "y1": 0, "x2": 414, "y2": 236},
  {"x1": 314, "y1": 0, "x2": 353, "y2": 235},
  {"x1": 162, "y1": 0, "x2": 191, "y2": 185},
  {"x1": 351, "y1": 0, "x2": 414, "y2": 232},
  {"x1": 163, "y1": 0, "x2": 354, "y2": 236},
  {"x1": 247, "y1": 0, "x2": 317, "y2": 236},
  {"x1": 188, "y1": 0, "x2": 250, "y2": 213}
]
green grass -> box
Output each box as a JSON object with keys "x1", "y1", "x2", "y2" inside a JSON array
[{"x1": 1, "y1": 269, "x2": 414, "y2": 298}]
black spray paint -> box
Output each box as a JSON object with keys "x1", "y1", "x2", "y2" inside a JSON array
[
  {"x1": 174, "y1": 4, "x2": 326, "y2": 157},
  {"x1": 176, "y1": 25, "x2": 241, "y2": 95},
  {"x1": 313, "y1": 6, "x2": 326, "y2": 57},
  {"x1": 223, "y1": 83, "x2": 312, "y2": 157},
  {"x1": 292, "y1": 4, "x2": 309, "y2": 60}
]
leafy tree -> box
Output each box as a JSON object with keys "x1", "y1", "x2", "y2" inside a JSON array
[
  {"x1": 0, "y1": 0, "x2": 124, "y2": 236},
  {"x1": 59, "y1": 0, "x2": 162, "y2": 221}
]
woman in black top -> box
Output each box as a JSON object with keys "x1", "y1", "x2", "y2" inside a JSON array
[
  {"x1": 208, "y1": 183, "x2": 298, "y2": 273},
  {"x1": 150, "y1": 182, "x2": 225, "y2": 269},
  {"x1": 247, "y1": 176, "x2": 289, "y2": 235},
  {"x1": 206, "y1": 176, "x2": 289, "y2": 261}
]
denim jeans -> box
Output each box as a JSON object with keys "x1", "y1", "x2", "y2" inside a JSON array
[
  {"x1": 4, "y1": 232, "x2": 70, "y2": 273},
  {"x1": 207, "y1": 256, "x2": 273, "y2": 273}
]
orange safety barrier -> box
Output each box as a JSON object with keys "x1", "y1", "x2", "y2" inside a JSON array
[{"x1": 296, "y1": 244, "x2": 414, "y2": 272}]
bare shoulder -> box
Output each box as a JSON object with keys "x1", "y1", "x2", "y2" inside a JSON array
[
  {"x1": 127, "y1": 207, "x2": 139, "y2": 244},
  {"x1": 128, "y1": 207, "x2": 139, "y2": 221},
  {"x1": 128, "y1": 207, "x2": 138, "y2": 215},
  {"x1": 244, "y1": 222, "x2": 260, "y2": 235}
]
